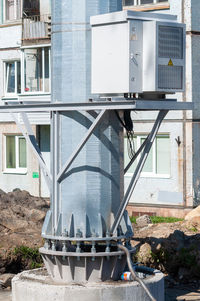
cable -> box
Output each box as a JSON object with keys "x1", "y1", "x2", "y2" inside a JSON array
[
  {"x1": 115, "y1": 110, "x2": 135, "y2": 160},
  {"x1": 117, "y1": 244, "x2": 157, "y2": 301}
]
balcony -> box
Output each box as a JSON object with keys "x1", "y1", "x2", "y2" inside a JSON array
[{"x1": 22, "y1": 14, "x2": 51, "y2": 44}]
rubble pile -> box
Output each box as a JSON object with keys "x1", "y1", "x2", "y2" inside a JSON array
[
  {"x1": 0, "y1": 189, "x2": 49, "y2": 274},
  {"x1": 132, "y1": 208, "x2": 200, "y2": 283}
]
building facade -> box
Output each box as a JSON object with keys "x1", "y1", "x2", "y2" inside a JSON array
[
  {"x1": 124, "y1": 0, "x2": 200, "y2": 217},
  {"x1": 0, "y1": 0, "x2": 199, "y2": 218},
  {"x1": 0, "y1": 0, "x2": 51, "y2": 196}
]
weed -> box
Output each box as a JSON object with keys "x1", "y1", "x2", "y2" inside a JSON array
[
  {"x1": 13, "y1": 246, "x2": 43, "y2": 270},
  {"x1": 130, "y1": 216, "x2": 183, "y2": 224},
  {"x1": 188, "y1": 226, "x2": 198, "y2": 232}
]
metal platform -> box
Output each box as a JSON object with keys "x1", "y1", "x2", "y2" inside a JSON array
[{"x1": 2, "y1": 98, "x2": 193, "y2": 112}]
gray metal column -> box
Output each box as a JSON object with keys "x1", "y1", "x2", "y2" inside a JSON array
[{"x1": 41, "y1": 0, "x2": 133, "y2": 283}]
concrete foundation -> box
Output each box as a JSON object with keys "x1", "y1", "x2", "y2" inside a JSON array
[{"x1": 12, "y1": 268, "x2": 164, "y2": 301}]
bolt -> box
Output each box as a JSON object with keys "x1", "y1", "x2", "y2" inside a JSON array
[
  {"x1": 105, "y1": 240, "x2": 110, "y2": 261},
  {"x1": 91, "y1": 241, "x2": 96, "y2": 261},
  {"x1": 62, "y1": 229, "x2": 69, "y2": 237},
  {"x1": 44, "y1": 240, "x2": 49, "y2": 249},
  {"x1": 76, "y1": 241, "x2": 81, "y2": 261},
  {"x1": 51, "y1": 240, "x2": 56, "y2": 251},
  {"x1": 62, "y1": 241, "x2": 67, "y2": 260},
  {"x1": 76, "y1": 229, "x2": 82, "y2": 238}
]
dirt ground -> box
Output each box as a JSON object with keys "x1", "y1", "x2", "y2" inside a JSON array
[
  {"x1": 0, "y1": 290, "x2": 11, "y2": 301},
  {"x1": 165, "y1": 285, "x2": 200, "y2": 300}
]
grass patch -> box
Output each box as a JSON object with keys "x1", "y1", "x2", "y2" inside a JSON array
[
  {"x1": 150, "y1": 216, "x2": 183, "y2": 224},
  {"x1": 130, "y1": 216, "x2": 183, "y2": 224},
  {"x1": 188, "y1": 226, "x2": 198, "y2": 232},
  {"x1": 13, "y1": 246, "x2": 43, "y2": 270}
]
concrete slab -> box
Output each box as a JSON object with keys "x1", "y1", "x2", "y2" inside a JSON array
[{"x1": 12, "y1": 268, "x2": 164, "y2": 301}]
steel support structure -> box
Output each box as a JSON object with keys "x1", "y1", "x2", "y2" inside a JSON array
[{"x1": 3, "y1": 98, "x2": 193, "y2": 282}]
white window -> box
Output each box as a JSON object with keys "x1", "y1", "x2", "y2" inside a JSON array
[
  {"x1": 4, "y1": 61, "x2": 21, "y2": 95},
  {"x1": 124, "y1": 134, "x2": 170, "y2": 178},
  {"x1": 4, "y1": 135, "x2": 27, "y2": 173},
  {"x1": 123, "y1": 0, "x2": 167, "y2": 6},
  {"x1": 22, "y1": 47, "x2": 51, "y2": 94},
  {"x1": 5, "y1": 0, "x2": 21, "y2": 21}
]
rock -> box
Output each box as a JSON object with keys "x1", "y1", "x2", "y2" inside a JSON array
[
  {"x1": 185, "y1": 216, "x2": 200, "y2": 229},
  {"x1": 136, "y1": 215, "x2": 152, "y2": 228},
  {"x1": 0, "y1": 189, "x2": 6, "y2": 195},
  {"x1": 29, "y1": 209, "x2": 46, "y2": 222},
  {"x1": 12, "y1": 188, "x2": 21, "y2": 192},
  {"x1": 0, "y1": 274, "x2": 15, "y2": 288},
  {"x1": 137, "y1": 243, "x2": 152, "y2": 264},
  {"x1": 185, "y1": 206, "x2": 200, "y2": 220}
]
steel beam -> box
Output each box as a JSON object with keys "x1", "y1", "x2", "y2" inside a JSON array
[
  {"x1": 2, "y1": 100, "x2": 193, "y2": 113},
  {"x1": 111, "y1": 110, "x2": 169, "y2": 235},
  {"x1": 57, "y1": 110, "x2": 106, "y2": 182},
  {"x1": 52, "y1": 111, "x2": 60, "y2": 231}
]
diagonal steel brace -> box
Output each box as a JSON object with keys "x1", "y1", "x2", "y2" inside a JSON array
[
  {"x1": 111, "y1": 110, "x2": 168, "y2": 235},
  {"x1": 11, "y1": 112, "x2": 52, "y2": 190},
  {"x1": 57, "y1": 109, "x2": 106, "y2": 183}
]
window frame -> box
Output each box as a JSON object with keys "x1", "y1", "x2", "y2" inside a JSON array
[
  {"x1": 4, "y1": 0, "x2": 22, "y2": 22},
  {"x1": 125, "y1": 134, "x2": 171, "y2": 179},
  {"x1": 4, "y1": 60, "x2": 21, "y2": 97},
  {"x1": 21, "y1": 45, "x2": 51, "y2": 95},
  {"x1": 4, "y1": 134, "x2": 27, "y2": 174},
  {"x1": 123, "y1": 0, "x2": 168, "y2": 6}
]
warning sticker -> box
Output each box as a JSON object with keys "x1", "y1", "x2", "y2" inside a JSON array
[{"x1": 168, "y1": 59, "x2": 173, "y2": 66}]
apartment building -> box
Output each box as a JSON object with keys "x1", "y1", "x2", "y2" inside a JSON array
[
  {"x1": 123, "y1": 0, "x2": 200, "y2": 217},
  {"x1": 0, "y1": 0, "x2": 198, "y2": 218},
  {"x1": 0, "y1": 0, "x2": 51, "y2": 196}
]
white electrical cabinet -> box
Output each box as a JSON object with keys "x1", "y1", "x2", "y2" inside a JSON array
[{"x1": 91, "y1": 11, "x2": 185, "y2": 95}]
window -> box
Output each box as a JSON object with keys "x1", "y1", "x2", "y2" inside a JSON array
[
  {"x1": 22, "y1": 47, "x2": 50, "y2": 93},
  {"x1": 23, "y1": 0, "x2": 40, "y2": 16},
  {"x1": 4, "y1": 61, "x2": 21, "y2": 95},
  {"x1": 5, "y1": 135, "x2": 27, "y2": 173},
  {"x1": 123, "y1": 0, "x2": 167, "y2": 6},
  {"x1": 124, "y1": 135, "x2": 170, "y2": 177},
  {"x1": 5, "y1": 0, "x2": 21, "y2": 21}
]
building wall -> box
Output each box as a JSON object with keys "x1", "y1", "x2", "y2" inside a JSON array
[
  {"x1": 0, "y1": 0, "x2": 50, "y2": 197},
  {"x1": 40, "y1": 0, "x2": 51, "y2": 15},
  {"x1": 126, "y1": 121, "x2": 185, "y2": 206},
  {"x1": 0, "y1": 123, "x2": 40, "y2": 195},
  {"x1": 125, "y1": 0, "x2": 199, "y2": 214}
]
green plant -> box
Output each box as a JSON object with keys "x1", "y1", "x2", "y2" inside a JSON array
[
  {"x1": 188, "y1": 226, "x2": 198, "y2": 232},
  {"x1": 150, "y1": 216, "x2": 183, "y2": 224},
  {"x1": 130, "y1": 216, "x2": 137, "y2": 224},
  {"x1": 130, "y1": 216, "x2": 183, "y2": 224},
  {"x1": 13, "y1": 246, "x2": 43, "y2": 270},
  {"x1": 150, "y1": 248, "x2": 169, "y2": 264}
]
